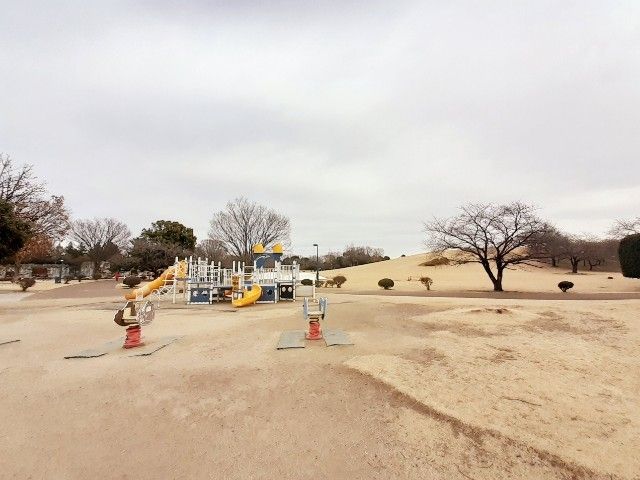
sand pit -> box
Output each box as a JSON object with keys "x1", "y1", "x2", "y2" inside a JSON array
[{"x1": 1, "y1": 280, "x2": 639, "y2": 479}]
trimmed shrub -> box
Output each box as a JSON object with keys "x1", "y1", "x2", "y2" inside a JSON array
[
  {"x1": 558, "y1": 281, "x2": 574, "y2": 293},
  {"x1": 419, "y1": 276, "x2": 434, "y2": 290},
  {"x1": 420, "y1": 256, "x2": 450, "y2": 267},
  {"x1": 123, "y1": 276, "x2": 142, "y2": 288},
  {"x1": 619, "y1": 234, "x2": 640, "y2": 278},
  {"x1": 18, "y1": 277, "x2": 36, "y2": 291},
  {"x1": 333, "y1": 275, "x2": 347, "y2": 288},
  {"x1": 378, "y1": 278, "x2": 394, "y2": 290},
  {"x1": 301, "y1": 278, "x2": 313, "y2": 286},
  {"x1": 324, "y1": 280, "x2": 335, "y2": 287}
]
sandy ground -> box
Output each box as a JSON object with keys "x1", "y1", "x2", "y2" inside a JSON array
[
  {"x1": 1, "y1": 280, "x2": 639, "y2": 479},
  {"x1": 321, "y1": 253, "x2": 640, "y2": 294}
]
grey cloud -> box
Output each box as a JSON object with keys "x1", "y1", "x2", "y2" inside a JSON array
[{"x1": 1, "y1": 0, "x2": 638, "y2": 256}]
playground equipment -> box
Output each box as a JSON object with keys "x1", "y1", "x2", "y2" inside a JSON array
[
  {"x1": 120, "y1": 243, "x2": 299, "y2": 308},
  {"x1": 113, "y1": 297, "x2": 157, "y2": 348},
  {"x1": 303, "y1": 297, "x2": 328, "y2": 340},
  {"x1": 276, "y1": 297, "x2": 352, "y2": 349},
  {"x1": 124, "y1": 260, "x2": 187, "y2": 301}
]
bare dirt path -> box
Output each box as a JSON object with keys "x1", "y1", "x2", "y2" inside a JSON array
[{"x1": 24, "y1": 279, "x2": 122, "y2": 300}]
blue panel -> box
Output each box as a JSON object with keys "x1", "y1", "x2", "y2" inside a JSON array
[
  {"x1": 189, "y1": 287, "x2": 211, "y2": 304},
  {"x1": 258, "y1": 285, "x2": 276, "y2": 303}
]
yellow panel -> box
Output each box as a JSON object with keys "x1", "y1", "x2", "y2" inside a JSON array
[
  {"x1": 253, "y1": 243, "x2": 265, "y2": 254},
  {"x1": 272, "y1": 243, "x2": 283, "y2": 254}
]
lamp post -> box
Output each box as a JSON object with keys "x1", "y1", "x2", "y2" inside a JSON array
[
  {"x1": 57, "y1": 258, "x2": 64, "y2": 284},
  {"x1": 313, "y1": 243, "x2": 319, "y2": 285}
]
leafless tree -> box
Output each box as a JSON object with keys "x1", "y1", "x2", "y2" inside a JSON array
[
  {"x1": 531, "y1": 224, "x2": 567, "y2": 267},
  {"x1": 209, "y1": 197, "x2": 290, "y2": 264},
  {"x1": 609, "y1": 218, "x2": 640, "y2": 238},
  {"x1": 70, "y1": 218, "x2": 131, "y2": 272},
  {"x1": 556, "y1": 234, "x2": 589, "y2": 274},
  {"x1": 423, "y1": 202, "x2": 550, "y2": 291},
  {"x1": 0, "y1": 153, "x2": 69, "y2": 240},
  {"x1": 195, "y1": 239, "x2": 229, "y2": 261},
  {"x1": 582, "y1": 236, "x2": 618, "y2": 271}
]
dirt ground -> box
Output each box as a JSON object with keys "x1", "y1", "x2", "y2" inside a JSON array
[
  {"x1": 1, "y1": 281, "x2": 639, "y2": 479},
  {"x1": 322, "y1": 253, "x2": 640, "y2": 294}
]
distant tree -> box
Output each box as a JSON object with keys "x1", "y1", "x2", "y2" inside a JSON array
[
  {"x1": 419, "y1": 276, "x2": 434, "y2": 290},
  {"x1": 619, "y1": 234, "x2": 640, "y2": 278},
  {"x1": 209, "y1": 197, "x2": 290, "y2": 264},
  {"x1": 195, "y1": 239, "x2": 228, "y2": 261},
  {"x1": 560, "y1": 235, "x2": 588, "y2": 274},
  {"x1": 0, "y1": 154, "x2": 69, "y2": 240},
  {"x1": 0, "y1": 199, "x2": 31, "y2": 263},
  {"x1": 532, "y1": 225, "x2": 567, "y2": 268},
  {"x1": 609, "y1": 218, "x2": 640, "y2": 239},
  {"x1": 140, "y1": 220, "x2": 196, "y2": 250},
  {"x1": 424, "y1": 202, "x2": 550, "y2": 291},
  {"x1": 61, "y1": 243, "x2": 89, "y2": 277},
  {"x1": 14, "y1": 234, "x2": 55, "y2": 265},
  {"x1": 342, "y1": 245, "x2": 385, "y2": 267},
  {"x1": 126, "y1": 238, "x2": 187, "y2": 272},
  {"x1": 70, "y1": 218, "x2": 131, "y2": 272},
  {"x1": 582, "y1": 237, "x2": 618, "y2": 271}
]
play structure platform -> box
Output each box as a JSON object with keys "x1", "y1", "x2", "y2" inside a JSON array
[{"x1": 125, "y1": 243, "x2": 300, "y2": 308}]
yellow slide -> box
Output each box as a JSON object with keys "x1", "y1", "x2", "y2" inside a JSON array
[
  {"x1": 232, "y1": 284, "x2": 262, "y2": 307},
  {"x1": 124, "y1": 261, "x2": 186, "y2": 300}
]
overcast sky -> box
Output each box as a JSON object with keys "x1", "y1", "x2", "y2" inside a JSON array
[{"x1": 1, "y1": 1, "x2": 638, "y2": 257}]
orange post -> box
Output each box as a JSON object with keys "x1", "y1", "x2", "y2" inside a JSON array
[
  {"x1": 123, "y1": 325, "x2": 143, "y2": 348},
  {"x1": 306, "y1": 319, "x2": 323, "y2": 340}
]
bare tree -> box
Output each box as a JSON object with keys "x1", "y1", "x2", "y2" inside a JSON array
[
  {"x1": 209, "y1": 197, "x2": 290, "y2": 264},
  {"x1": 195, "y1": 239, "x2": 229, "y2": 261},
  {"x1": 423, "y1": 202, "x2": 550, "y2": 291},
  {"x1": 562, "y1": 235, "x2": 587, "y2": 273},
  {"x1": 609, "y1": 218, "x2": 640, "y2": 238},
  {"x1": 0, "y1": 154, "x2": 69, "y2": 240},
  {"x1": 70, "y1": 218, "x2": 131, "y2": 273}
]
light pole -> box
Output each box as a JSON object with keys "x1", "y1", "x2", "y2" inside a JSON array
[
  {"x1": 57, "y1": 258, "x2": 64, "y2": 284},
  {"x1": 313, "y1": 243, "x2": 319, "y2": 285}
]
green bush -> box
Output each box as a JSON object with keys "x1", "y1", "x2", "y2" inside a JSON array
[
  {"x1": 378, "y1": 278, "x2": 394, "y2": 289},
  {"x1": 123, "y1": 276, "x2": 142, "y2": 288},
  {"x1": 558, "y1": 281, "x2": 574, "y2": 292},
  {"x1": 18, "y1": 277, "x2": 36, "y2": 291},
  {"x1": 300, "y1": 278, "x2": 313, "y2": 286},
  {"x1": 619, "y1": 234, "x2": 640, "y2": 278},
  {"x1": 333, "y1": 275, "x2": 347, "y2": 288},
  {"x1": 419, "y1": 276, "x2": 433, "y2": 290}
]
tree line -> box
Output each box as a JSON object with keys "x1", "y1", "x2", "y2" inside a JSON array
[
  {"x1": 1, "y1": 155, "x2": 638, "y2": 288},
  {"x1": 424, "y1": 202, "x2": 639, "y2": 291}
]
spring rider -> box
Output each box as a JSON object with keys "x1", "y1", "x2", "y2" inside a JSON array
[
  {"x1": 302, "y1": 297, "x2": 328, "y2": 340},
  {"x1": 113, "y1": 299, "x2": 156, "y2": 348}
]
